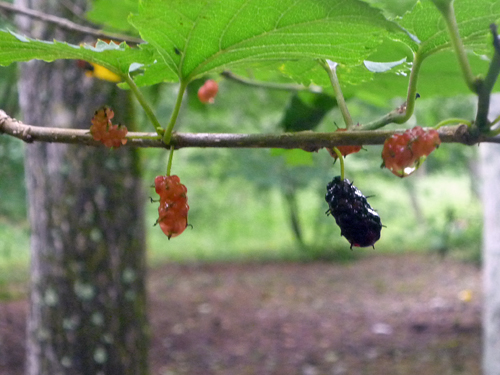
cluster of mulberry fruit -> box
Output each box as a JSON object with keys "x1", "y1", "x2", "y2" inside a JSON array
[
  {"x1": 325, "y1": 176, "x2": 382, "y2": 248},
  {"x1": 198, "y1": 79, "x2": 219, "y2": 104},
  {"x1": 381, "y1": 126, "x2": 440, "y2": 177},
  {"x1": 154, "y1": 175, "x2": 189, "y2": 239},
  {"x1": 89, "y1": 106, "x2": 128, "y2": 148}
]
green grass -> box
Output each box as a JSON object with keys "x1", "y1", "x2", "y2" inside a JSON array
[{"x1": 0, "y1": 220, "x2": 30, "y2": 300}]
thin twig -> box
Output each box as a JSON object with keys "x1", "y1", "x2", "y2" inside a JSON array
[
  {"x1": 0, "y1": 110, "x2": 490, "y2": 149},
  {"x1": 58, "y1": 0, "x2": 88, "y2": 22},
  {"x1": 220, "y1": 71, "x2": 321, "y2": 92},
  {"x1": 475, "y1": 24, "x2": 500, "y2": 132},
  {"x1": 0, "y1": 0, "x2": 142, "y2": 44}
]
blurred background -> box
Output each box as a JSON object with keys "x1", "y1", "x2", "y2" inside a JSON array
[
  {"x1": 0, "y1": 0, "x2": 491, "y2": 373},
  {"x1": 0, "y1": 69, "x2": 482, "y2": 297}
]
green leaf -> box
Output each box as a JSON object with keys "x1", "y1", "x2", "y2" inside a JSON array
[
  {"x1": 429, "y1": 0, "x2": 453, "y2": 14},
  {"x1": 355, "y1": 49, "x2": 500, "y2": 102},
  {"x1": 0, "y1": 30, "x2": 153, "y2": 76},
  {"x1": 86, "y1": 0, "x2": 139, "y2": 35},
  {"x1": 128, "y1": 0, "x2": 395, "y2": 83},
  {"x1": 270, "y1": 37, "x2": 412, "y2": 92},
  {"x1": 126, "y1": 44, "x2": 178, "y2": 86},
  {"x1": 394, "y1": 0, "x2": 500, "y2": 57},
  {"x1": 229, "y1": 59, "x2": 374, "y2": 94},
  {"x1": 362, "y1": 0, "x2": 418, "y2": 18},
  {"x1": 280, "y1": 92, "x2": 336, "y2": 132},
  {"x1": 350, "y1": 0, "x2": 500, "y2": 101}
]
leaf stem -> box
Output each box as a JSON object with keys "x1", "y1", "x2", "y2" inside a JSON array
[
  {"x1": 361, "y1": 53, "x2": 423, "y2": 130},
  {"x1": 332, "y1": 147, "x2": 345, "y2": 180},
  {"x1": 166, "y1": 146, "x2": 175, "y2": 176},
  {"x1": 434, "y1": 0, "x2": 477, "y2": 93},
  {"x1": 491, "y1": 113, "x2": 500, "y2": 128},
  {"x1": 320, "y1": 59, "x2": 353, "y2": 129},
  {"x1": 124, "y1": 74, "x2": 163, "y2": 136},
  {"x1": 360, "y1": 110, "x2": 403, "y2": 130},
  {"x1": 434, "y1": 118, "x2": 472, "y2": 129},
  {"x1": 396, "y1": 52, "x2": 422, "y2": 124},
  {"x1": 486, "y1": 127, "x2": 500, "y2": 136},
  {"x1": 163, "y1": 80, "x2": 188, "y2": 145}
]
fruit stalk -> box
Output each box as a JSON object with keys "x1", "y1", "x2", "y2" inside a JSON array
[
  {"x1": 166, "y1": 146, "x2": 175, "y2": 176},
  {"x1": 331, "y1": 147, "x2": 345, "y2": 181}
]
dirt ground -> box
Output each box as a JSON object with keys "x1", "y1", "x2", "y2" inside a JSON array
[{"x1": 0, "y1": 253, "x2": 482, "y2": 375}]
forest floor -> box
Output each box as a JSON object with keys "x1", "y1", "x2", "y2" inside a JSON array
[{"x1": 0, "y1": 253, "x2": 482, "y2": 375}]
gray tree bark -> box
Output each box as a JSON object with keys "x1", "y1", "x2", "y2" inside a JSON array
[
  {"x1": 15, "y1": 1, "x2": 149, "y2": 374},
  {"x1": 481, "y1": 93, "x2": 500, "y2": 375}
]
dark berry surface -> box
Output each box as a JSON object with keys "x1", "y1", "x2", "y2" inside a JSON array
[{"x1": 325, "y1": 176, "x2": 382, "y2": 248}]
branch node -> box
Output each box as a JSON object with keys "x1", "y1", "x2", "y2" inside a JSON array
[
  {"x1": 22, "y1": 126, "x2": 34, "y2": 143},
  {"x1": 456, "y1": 124, "x2": 479, "y2": 145}
]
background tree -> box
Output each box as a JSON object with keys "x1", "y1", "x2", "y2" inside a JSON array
[
  {"x1": 14, "y1": 0, "x2": 148, "y2": 374},
  {"x1": 481, "y1": 93, "x2": 500, "y2": 375}
]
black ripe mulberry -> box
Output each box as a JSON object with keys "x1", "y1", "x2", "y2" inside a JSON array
[{"x1": 325, "y1": 176, "x2": 382, "y2": 248}]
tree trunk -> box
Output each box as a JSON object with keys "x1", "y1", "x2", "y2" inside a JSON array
[
  {"x1": 15, "y1": 1, "x2": 149, "y2": 374},
  {"x1": 481, "y1": 93, "x2": 500, "y2": 375}
]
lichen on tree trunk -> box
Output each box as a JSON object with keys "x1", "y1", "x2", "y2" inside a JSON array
[{"x1": 16, "y1": 1, "x2": 149, "y2": 374}]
